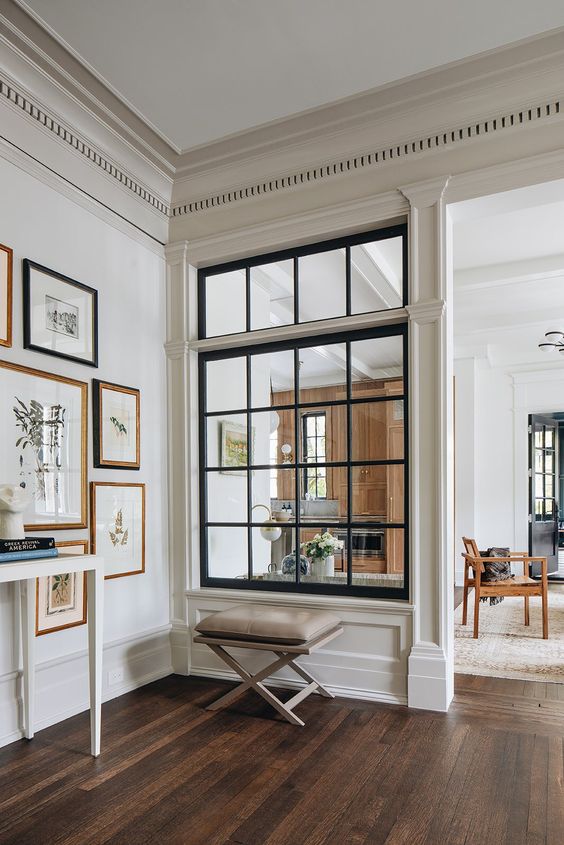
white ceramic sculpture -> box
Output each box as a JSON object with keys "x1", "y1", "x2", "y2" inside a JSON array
[{"x1": 0, "y1": 485, "x2": 31, "y2": 539}]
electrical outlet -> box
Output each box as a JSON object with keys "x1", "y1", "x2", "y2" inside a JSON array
[{"x1": 108, "y1": 667, "x2": 124, "y2": 687}]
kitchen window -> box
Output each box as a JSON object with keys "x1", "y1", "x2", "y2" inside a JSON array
[{"x1": 302, "y1": 413, "x2": 327, "y2": 500}]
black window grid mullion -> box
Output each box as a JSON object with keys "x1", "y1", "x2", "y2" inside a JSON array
[
  {"x1": 345, "y1": 245, "x2": 351, "y2": 317},
  {"x1": 245, "y1": 266, "x2": 251, "y2": 333},
  {"x1": 294, "y1": 347, "x2": 301, "y2": 585},
  {"x1": 346, "y1": 340, "x2": 352, "y2": 587},
  {"x1": 294, "y1": 256, "x2": 299, "y2": 325},
  {"x1": 204, "y1": 394, "x2": 406, "y2": 419},
  {"x1": 205, "y1": 458, "x2": 406, "y2": 472},
  {"x1": 246, "y1": 353, "x2": 252, "y2": 581}
]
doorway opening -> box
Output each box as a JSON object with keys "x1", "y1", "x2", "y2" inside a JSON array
[{"x1": 450, "y1": 177, "x2": 564, "y2": 687}]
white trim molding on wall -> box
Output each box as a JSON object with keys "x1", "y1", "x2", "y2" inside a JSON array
[{"x1": 0, "y1": 623, "x2": 172, "y2": 749}]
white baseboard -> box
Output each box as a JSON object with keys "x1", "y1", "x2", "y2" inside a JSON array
[
  {"x1": 0, "y1": 624, "x2": 173, "y2": 750},
  {"x1": 191, "y1": 667, "x2": 407, "y2": 707}
]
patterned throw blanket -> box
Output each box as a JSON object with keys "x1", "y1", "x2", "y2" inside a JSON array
[{"x1": 479, "y1": 546, "x2": 513, "y2": 606}]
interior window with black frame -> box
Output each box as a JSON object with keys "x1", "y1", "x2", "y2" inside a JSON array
[
  {"x1": 199, "y1": 321, "x2": 408, "y2": 599},
  {"x1": 199, "y1": 224, "x2": 407, "y2": 338}
]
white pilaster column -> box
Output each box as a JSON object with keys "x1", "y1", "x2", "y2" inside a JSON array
[
  {"x1": 400, "y1": 176, "x2": 454, "y2": 711},
  {"x1": 165, "y1": 241, "x2": 198, "y2": 675}
]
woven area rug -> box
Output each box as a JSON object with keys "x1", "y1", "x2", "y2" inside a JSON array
[{"x1": 454, "y1": 585, "x2": 564, "y2": 683}]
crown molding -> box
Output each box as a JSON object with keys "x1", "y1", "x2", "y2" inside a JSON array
[
  {"x1": 0, "y1": 134, "x2": 166, "y2": 255},
  {"x1": 171, "y1": 93, "x2": 562, "y2": 219},
  {"x1": 1, "y1": 0, "x2": 178, "y2": 169},
  {"x1": 174, "y1": 28, "x2": 564, "y2": 175},
  {"x1": 0, "y1": 68, "x2": 171, "y2": 219}
]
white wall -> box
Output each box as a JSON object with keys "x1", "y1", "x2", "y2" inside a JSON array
[
  {"x1": 454, "y1": 358, "x2": 564, "y2": 583},
  {"x1": 0, "y1": 155, "x2": 171, "y2": 747}
]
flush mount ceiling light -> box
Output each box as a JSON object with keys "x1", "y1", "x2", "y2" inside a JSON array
[{"x1": 539, "y1": 331, "x2": 564, "y2": 353}]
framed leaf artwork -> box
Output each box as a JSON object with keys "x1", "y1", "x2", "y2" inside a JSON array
[
  {"x1": 93, "y1": 379, "x2": 140, "y2": 469},
  {"x1": 0, "y1": 361, "x2": 88, "y2": 530},
  {"x1": 23, "y1": 259, "x2": 99, "y2": 367},
  {"x1": 35, "y1": 540, "x2": 89, "y2": 636},
  {"x1": 0, "y1": 242, "x2": 13, "y2": 348},
  {"x1": 90, "y1": 482, "x2": 145, "y2": 579}
]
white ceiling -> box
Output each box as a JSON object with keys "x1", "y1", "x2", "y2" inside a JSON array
[
  {"x1": 19, "y1": 0, "x2": 564, "y2": 151},
  {"x1": 452, "y1": 181, "x2": 564, "y2": 367}
]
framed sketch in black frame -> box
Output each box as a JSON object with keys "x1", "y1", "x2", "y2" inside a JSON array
[
  {"x1": 93, "y1": 379, "x2": 140, "y2": 469},
  {"x1": 23, "y1": 259, "x2": 99, "y2": 367}
]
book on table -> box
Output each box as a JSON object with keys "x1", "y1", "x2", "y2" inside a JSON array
[
  {"x1": 0, "y1": 537, "x2": 55, "y2": 554},
  {"x1": 0, "y1": 548, "x2": 58, "y2": 563}
]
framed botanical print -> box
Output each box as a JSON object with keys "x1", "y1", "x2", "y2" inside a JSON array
[
  {"x1": 35, "y1": 540, "x2": 88, "y2": 636},
  {"x1": 23, "y1": 259, "x2": 98, "y2": 367},
  {"x1": 0, "y1": 243, "x2": 13, "y2": 348},
  {"x1": 93, "y1": 380, "x2": 140, "y2": 469},
  {"x1": 90, "y1": 482, "x2": 145, "y2": 579},
  {"x1": 0, "y1": 360, "x2": 88, "y2": 530}
]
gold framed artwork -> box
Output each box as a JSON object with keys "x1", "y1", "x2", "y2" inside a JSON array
[
  {"x1": 0, "y1": 361, "x2": 88, "y2": 531},
  {"x1": 90, "y1": 482, "x2": 145, "y2": 579},
  {"x1": 93, "y1": 379, "x2": 140, "y2": 470},
  {"x1": 0, "y1": 242, "x2": 13, "y2": 348},
  {"x1": 35, "y1": 540, "x2": 89, "y2": 636},
  {"x1": 220, "y1": 420, "x2": 254, "y2": 476}
]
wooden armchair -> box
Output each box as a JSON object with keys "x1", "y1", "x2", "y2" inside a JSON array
[{"x1": 461, "y1": 537, "x2": 548, "y2": 639}]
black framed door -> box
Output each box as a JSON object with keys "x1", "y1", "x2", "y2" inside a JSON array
[{"x1": 529, "y1": 414, "x2": 558, "y2": 576}]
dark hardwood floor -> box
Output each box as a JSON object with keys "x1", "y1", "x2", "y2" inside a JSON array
[{"x1": 1, "y1": 673, "x2": 563, "y2": 845}]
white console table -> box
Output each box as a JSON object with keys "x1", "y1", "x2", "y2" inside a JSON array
[{"x1": 0, "y1": 553, "x2": 104, "y2": 757}]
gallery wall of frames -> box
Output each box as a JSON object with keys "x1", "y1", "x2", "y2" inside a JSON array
[{"x1": 0, "y1": 156, "x2": 168, "y2": 673}]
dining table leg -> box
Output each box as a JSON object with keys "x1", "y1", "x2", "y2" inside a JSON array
[
  {"x1": 87, "y1": 567, "x2": 104, "y2": 757},
  {"x1": 21, "y1": 578, "x2": 36, "y2": 740}
]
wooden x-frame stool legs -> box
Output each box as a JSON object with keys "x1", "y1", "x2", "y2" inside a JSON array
[
  {"x1": 194, "y1": 625, "x2": 343, "y2": 726},
  {"x1": 204, "y1": 642, "x2": 334, "y2": 726}
]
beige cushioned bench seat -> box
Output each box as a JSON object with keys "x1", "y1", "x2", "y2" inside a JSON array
[
  {"x1": 195, "y1": 604, "x2": 340, "y2": 645},
  {"x1": 193, "y1": 604, "x2": 343, "y2": 726}
]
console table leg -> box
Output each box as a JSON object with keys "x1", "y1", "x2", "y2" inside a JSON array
[
  {"x1": 21, "y1": 578, "x2": 35, "y2": 740},
  {"x1": 87, "y1": 568, "x2": 104, "y2": 757}
]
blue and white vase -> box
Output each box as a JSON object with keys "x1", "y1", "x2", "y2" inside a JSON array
[{"x1": 281, "y1": 551, "x2": 309, "y2": 576}]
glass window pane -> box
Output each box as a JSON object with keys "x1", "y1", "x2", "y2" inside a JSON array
[
  {"x1": 351, "y1": 402, "x2": 404, "y2": 462},
  {"x1": 252, "y1": 467, "x2": 296, "y2": 514},
  {"x1": 350, "y1": 336, "x2": 403, "y2": 399},
  {"x1": 206, "y1": 270, "x2": 246, "y2": 337},
  {"x1": 253, "y1": 410, "x2": 295, "y2": 466},
  {"x1": 250, "y1": 260, "x2": 294, "y2": 330},
  {"x1": 252, "y1": 526, "x2": 297, "y2": 581},
  {"x1": 207, "y1": 527, "x2": 248, "y2": 579},
  {"x1": 298, "y1": 342, "x2": 347, "y2": 403},
  {"x1": 299, "y1": 528, "x2": 347, "y2": 584},
  {"x1": 206, "y1": 357, "x2": 246, "y2": 413},
  {"x1": 545, "y1": 475, "x2": 554, "y2": 498},
  {"x1": 535, "y1": 473, "x2": 544, "y2": 498},
  {"x1": 545, "y1": 453, "x2": 554, "y2": 473},
  {"x1": 546, "y1": 428, "x2": 554, "y2": 448},
  {"x1": 207, "y1": 414, "x2": 249, "y2": 469},
  {"x1": 251, "y1": 349, "x2": 295, "y2": 408},
  {"x1": 534, "y1": 430, "x2": 543, "y2": 448},
  {"x1": 352, "y1": 465, "x2": 404, "y2": 522},
  {"x1": 351, "y1": 529, "x2": 404, "y2": 588},
  {"x1": 207, "y1": 471, "x2": 247, "y2": 523},
  {"x1": 298, "y1": 249, "x2": 346, "y2": 323},
  {"x1": 351, "y1": 236, "x2": 403, "y2": 314},
  {"x1": 545, "y1": 499, "x2": 554, "y2": 518},
  {"x1": 535, "y1": 450, "x2": 544, "y2": 472}
]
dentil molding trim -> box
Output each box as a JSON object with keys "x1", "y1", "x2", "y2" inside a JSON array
[
  {"x1": 172, "y1": 97, "x2": 561, "y2": 217},
  {"x1": 0, "y1": 71, "x2": 171, "y2": 217}
]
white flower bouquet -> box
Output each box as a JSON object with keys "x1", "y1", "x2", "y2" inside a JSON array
[{"x1": 301, "y1": 531, "x2": 344, "y2": 560}]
